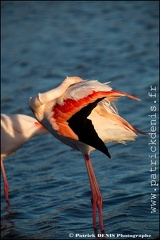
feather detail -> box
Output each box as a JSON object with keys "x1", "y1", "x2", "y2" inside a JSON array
[
  {"x1": 104, "y1": 89, "x2": 140, "y2": 102},
  {"x1": 52, "y1": 89, "x2": 141, "y2": 139},
  {"x1": 95, "y1": 106, "x2": 144, "y2": 135},
  {"x1": 52, "y1": 91, "x2": 107, "y2": 138},
  {"x1": 55, "y1": 122, "x2": 78, "y2": 140}
]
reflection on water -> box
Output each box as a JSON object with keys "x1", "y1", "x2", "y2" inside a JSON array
[{"x1": 1, "y1": 1, "x2": 159, "y2": 239}]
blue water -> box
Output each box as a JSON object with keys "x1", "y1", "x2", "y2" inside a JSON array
[{"x1": 1, "y1": 1, "x2": 159, "y2": 239}]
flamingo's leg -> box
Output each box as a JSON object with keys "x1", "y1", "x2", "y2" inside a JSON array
[
  {"x1": 1, "y1": 160, "x2": 10, "y2": 204},
  {"x1": 84, "y1": 154, "x2": 105, "y2": 235}
]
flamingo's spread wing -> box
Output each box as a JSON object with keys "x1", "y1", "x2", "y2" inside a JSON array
[
  {"x1": 52, "y1": 91, "x2": 107, "y2": 140},
  {"x1": 52, "y1": 89, "x2": 140, "y2": 138},
  {"x1": 51, "y1": 87, "x2": 141, "y2": 158}
]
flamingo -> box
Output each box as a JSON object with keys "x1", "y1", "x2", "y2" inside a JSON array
[
  {"x1": 29, "y1": 76, "x2": 144, "y2": 235},
  {"x1": 1, "y1": 114, "x2": 48, "y2": 204}
]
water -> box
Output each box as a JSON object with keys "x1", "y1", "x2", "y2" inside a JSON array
[{"x1": 1, "y1": 1, "x2": 159, "y2": 239}]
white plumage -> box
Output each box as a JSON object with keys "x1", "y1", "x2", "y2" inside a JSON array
[{"x1": 1, "y1": 114, "x2": 48, "y2": 203}]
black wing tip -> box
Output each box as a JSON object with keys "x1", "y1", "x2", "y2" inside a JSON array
[
  {"x1": 102, "y1": 145, "x2": 111, "y2": 158},
  {"x1": 106, "y1": 151, "x2": 111, "y2": 159}
]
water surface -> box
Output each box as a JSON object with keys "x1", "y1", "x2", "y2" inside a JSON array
[{"x1": 1, "y1": 1, "x2": 159, "y2": 239}]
